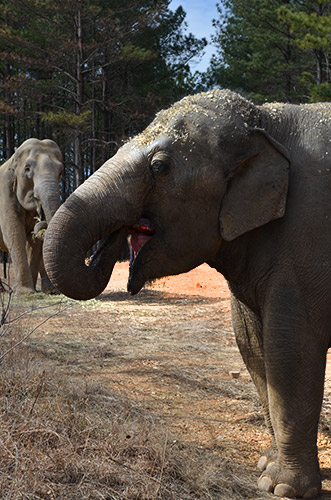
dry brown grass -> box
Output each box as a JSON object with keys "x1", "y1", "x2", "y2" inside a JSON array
[{"x1": 0, "y1": 278, "x2": 262, "y2": 500}]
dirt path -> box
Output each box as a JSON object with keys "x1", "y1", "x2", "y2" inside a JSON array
[{"x1": 7, "y1": 262, "x2": 331, "y2": 498}]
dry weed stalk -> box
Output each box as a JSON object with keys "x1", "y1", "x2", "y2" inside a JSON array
[
  {"x1": 0, "y1": 306, "x2": 63, "y2": 363},
  {"x1": 0, "y1": 278, "x2": 12, "y2": 329},
  {"x1": 0, "y1": 276, "x2": 67, "y2": 362},
  {"x1": 0, "y1": 282, "x2": 261, "y2": 500}
]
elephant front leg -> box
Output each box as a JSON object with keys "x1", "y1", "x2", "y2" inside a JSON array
[
  {"x1": 4, "y1": 223, "x2": 35, "y2": 293},
  {"x1": 231, "y1": 295, "x2": 277, "y2": 470},
  {"x1": 27, "y1": 234, "x2": 58, "y2": 293},
  {"x1": 258, "y1": 304, "x2": 325, "y2": 498},
  {"x1": 26, "y1": 235, "x2": 42, "y2": 288}
]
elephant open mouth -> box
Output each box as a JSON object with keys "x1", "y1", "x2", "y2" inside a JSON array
[
  {"x1": 128, "y1": 217, "x2": 155, "y2": 267},
  {"x1": 87, "y1": 218, "x2": 155, "y2": 274}
]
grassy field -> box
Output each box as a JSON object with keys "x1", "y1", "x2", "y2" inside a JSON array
[{"x1": 1, "y1": 264, "x2": 331, "y2": 499}]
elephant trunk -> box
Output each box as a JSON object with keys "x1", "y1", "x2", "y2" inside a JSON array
[
  {"x1": 32, "y1": 178, "x2": 62, "y2": 238},
  {"x1": 43, "y1": 152, "x2": 148, "y2": 300},
  {"x1": 42, "y1": 187, "x2": 61, "y2": 224},
  {"x1": 34, "y1": 177, "x2": 61, "y2": 223}
]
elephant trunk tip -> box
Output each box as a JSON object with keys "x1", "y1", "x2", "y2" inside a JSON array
[{"x1": 43, "y1": 206, "x2": 129, "y2": 300}]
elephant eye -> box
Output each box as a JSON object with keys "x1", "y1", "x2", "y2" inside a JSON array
[
  {"x1": 24, "y1": 164, "x2": 32, "y2": 175},
  {"x1": 151, "y1": 160, "x2": 168, "y2": 175}
]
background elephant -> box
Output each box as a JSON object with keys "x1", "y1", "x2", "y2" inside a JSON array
[
  {"x1": 0, "y1": 138, "x2": 63, "y2": 293},
  {"x1": 43, "y1": 90, "x2": 331, "y2": 498}
]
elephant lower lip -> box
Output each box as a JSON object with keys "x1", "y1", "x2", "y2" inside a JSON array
[{"x1": 128, "y1": 218, "x2": 155, "y2": 292}]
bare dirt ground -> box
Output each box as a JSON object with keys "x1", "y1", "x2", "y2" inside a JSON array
[{"x1": 3, "y1": 262, "x2": 331, "y2": 498}]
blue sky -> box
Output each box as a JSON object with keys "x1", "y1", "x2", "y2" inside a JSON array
[{"x1": 169, "y1": 0, "x2": 220, "y2": 72}]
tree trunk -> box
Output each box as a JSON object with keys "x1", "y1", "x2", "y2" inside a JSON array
[
  {"x1": 4, "y1": 60, "x2": 14, "y2": 159},
  {"x1": 74, "y1": 6, "x2": 84, "y2": 187}
]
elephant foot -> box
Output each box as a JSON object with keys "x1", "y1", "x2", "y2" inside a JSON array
[
  {"x1": 257, "y1": 443, "x2": 278, "y2": 470},
  {"x1": 41, "y1": 285, "x2": 60, "y2": 295},
  {"x1": 41, "y1": 277, "x2": 60, "y2": 294},
  {"x1": 14, "y1": 285, "x2": 36, "y2": 295},
  {"x1": 257, "y1": 461, "x2": 321, "y2": 498}
]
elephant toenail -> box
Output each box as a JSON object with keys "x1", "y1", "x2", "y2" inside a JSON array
[
  {"x1": 265, "y1": 461, "x2": 276, "y2": 472},
  {"x1": 257, "y1": 455, "x2": 268, "y2": 470},
  {"x1": 274, "y1": 483, "x2": 296, "y2": 497},
  {"x1": 258, "y1": 476, "x2": 273, "y2": 492}
]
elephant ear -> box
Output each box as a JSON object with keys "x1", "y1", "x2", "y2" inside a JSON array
[
  {"x1": 219, "y1": 129, "x2": 290, "y2": 241},
  {"x1": 5, "y1": 155, "x2": 17, "y2": 191}
]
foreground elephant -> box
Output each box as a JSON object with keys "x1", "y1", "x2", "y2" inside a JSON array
[
  {"x1": 0, "y1": 138, "x2": 63, "y2": 293},
  {"x1": 44, "y1": 90, "x2": 331, "y2": 498}
]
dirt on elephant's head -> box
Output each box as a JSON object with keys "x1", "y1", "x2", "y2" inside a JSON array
[{"x1": 132, "y1": 89, "x2": 257, "y2": 148}]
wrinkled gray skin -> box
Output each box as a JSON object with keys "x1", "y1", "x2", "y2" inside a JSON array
[
  {"x1": 43, "y1": 90, "x2": 331, "y2": 498},
  {"x1": 0, "y1": 138, "x2": 63, "y2": 293}
]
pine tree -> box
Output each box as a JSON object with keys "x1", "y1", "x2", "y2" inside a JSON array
[
  {"x1": 0, "y1": 0, "x2": 206, "y2": 194},
  {"x1": 208, "y1": 0, "x2": 313, "y2": 103},
  {"x1": 278, "y1": 0, "x2": 331, "y2": 101}
]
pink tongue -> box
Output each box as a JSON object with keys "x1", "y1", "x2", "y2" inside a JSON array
[{"x1": 130, "y1": 233, "x2": 152, "y2": 257}]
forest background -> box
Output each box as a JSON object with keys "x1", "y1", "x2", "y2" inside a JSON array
[{"x1": 0, "y1": 0, "x2": 330, "y2": 197}]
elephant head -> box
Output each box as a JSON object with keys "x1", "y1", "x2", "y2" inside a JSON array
[
  {"x1": 10, "y1": 138, "x2": 63, "y2": 230},
  {"x1": 43, "y1": 90, "x2": 289, "y2": 300}
]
